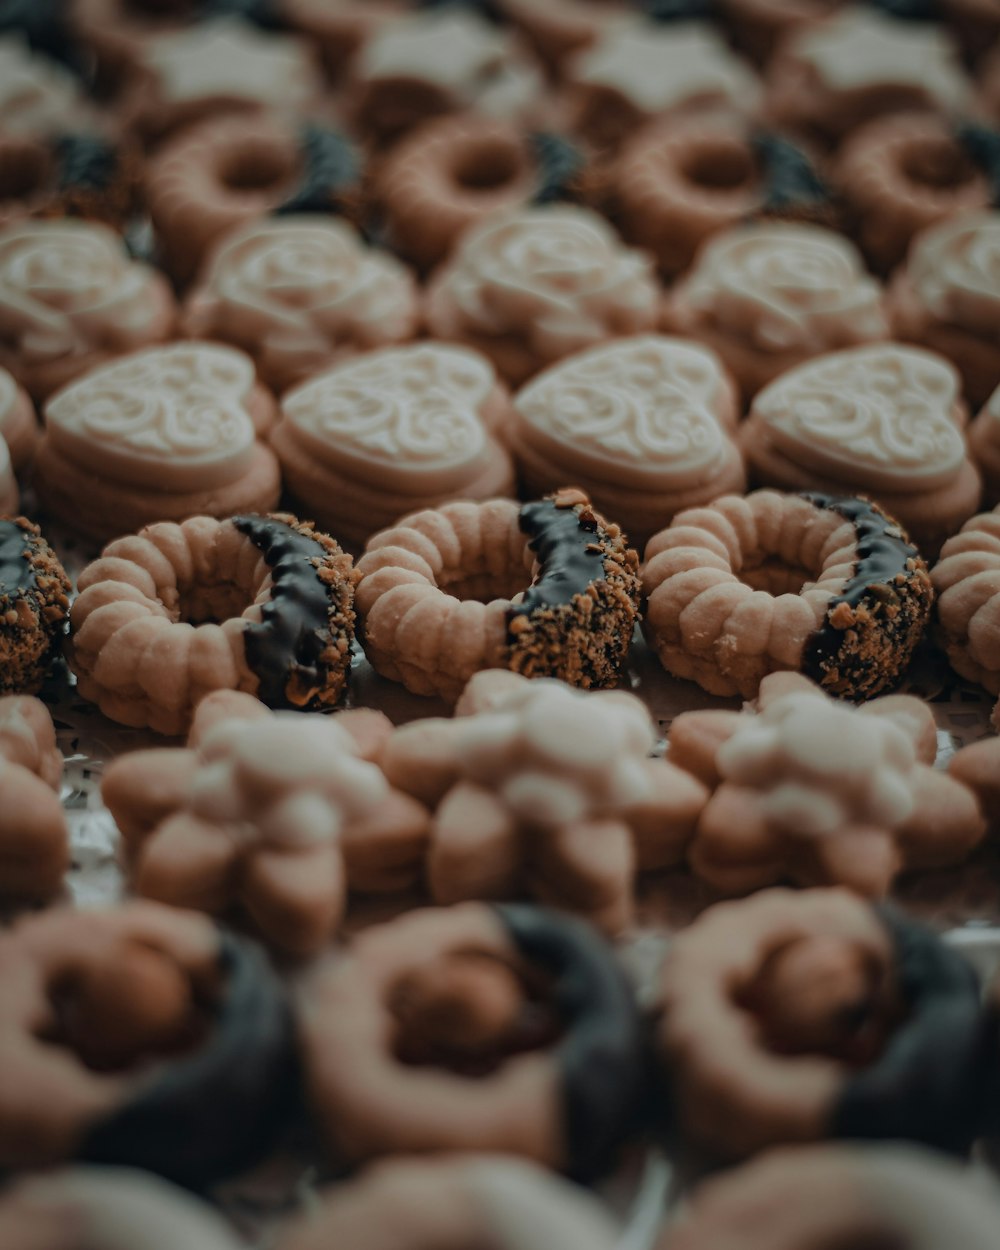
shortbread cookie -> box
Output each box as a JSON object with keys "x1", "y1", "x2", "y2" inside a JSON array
[
  {"x1": 615, "y1": 116, "x2": 835, "y2": 277},
  {"x1": 669, "y1": 1146, "x2": 1000, "y2": 1250},
  {"x1": 348, "y1": 9, "x2": 544, "y2": 145},
  {"x1": 511, "y1": 335, "x2": 745, "y2": 546},
  {"x1": 0, "y1": 36, "x2": 94, "y2": 138},
  {"x1": 667, "y1": 673, "x2": 982, "y2": 895},
  {"x1": 663, "y1": 223, "x2": 888, "y2": 399},
  {"x1": 0, "y1": 694, "x2": 62, "y2": 788},
  {"x1": 0, "y1": 517, "x2": 72, "y2": 695},
  {"x1": 496, "y1": 0, "x2": 628, "y2": 75},
  {"x1": 0, "y1": 437, "x2": 17, "y2": 516},
  {"x1": 279, "y1": 0, "x2": 404, "y2": 77},
  {"x1": 889, "y1": 211, "x2": 1000, "y2": 410},
  {"x1": 298, "y1": 903, "x2": 644, "y2": 1178},
  {"x1": 119, "y1": 18, "x2": 324, "y2": 142},
  {"x1": 355, "y1": 490, "x2": 641, "y2": 702},
  {"x1": 835, "y1": 115, "x2": 997, "y2": 273},
  {"x1": 183, "y1": 216, "x2": 419, "y2": 394},
  {"x1": 658, "y1": 889, "x2": 984, "y2": 1160},
  {"x1": 0, "y1": 903, "x2": 297, "y2": 1185},
  {"x1": 0, "y1": 219, "x2": 175, "y2": 403},
  {"x1": 968, "y1": 383, "x2": 1000, "y2": 504},
  {"x1": 272, "y1": 344, "x2": 516, "y2": 547},
  {"x1": 35, "y1": 343, "x2": 281, "y2": 541},
  {"x1": 562, "y1": 20, "x2": 762, "y2": 150},
  {"x1": 932, "y1": 504, "x2": 1000, "y2": 707},
  {"x1": 425, "y1": 205, "x2": 660, "y2": 388},
  {"x1": 644, "y1": 491, "x2": 933, "y2": 700},
  {"x1": 276, "y1": 1158, "x2": 620, "y2": 1250},
  {"x1": 766, "y1": 10, "x2": 971, "y2": 145},
  {"x1": 376, "y1": 117, "x2": 588, "y2": 271},
  {"x1": 0, "y1": 733, "x2": 68, "y2": 900},
  {"x1": 69, "y1": 512, "x2": 356, "y2": 734},
  {"x1": 739, "y1": 344, "x2": 980, "y2": 551},
  {"x1": 147, "y1": 113, "x2": 361, "y2": 286}
]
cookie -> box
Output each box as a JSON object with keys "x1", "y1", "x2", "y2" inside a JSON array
[
  {"x1": 183, "y1": 215, "x2": 420, "y2": 394},
  {"x1": 0, "y1": 219, "x2": 175, "y2": 404},
  {"x1": 510, "y1": 335, "x2": 745, "y2": 546},
  {"x1": 739, "y1": 343, "x2": 981, "y2": 552},
  {"x1": 424, "y1": 204, "x2": 660, "y2": 388},
  {"x1": 0, "y1": 517, "x2": 72, "y2": 695},
  {"x1": 36, "y1": 343, "x2": 281, "y2": 541},
  {"x1": 273, "y1": 343, "x2": 516, "y2": 548}
]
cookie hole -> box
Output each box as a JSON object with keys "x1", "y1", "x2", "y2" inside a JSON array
[
  {"x1": 681, "y1": 141, "x2": 756, "y2": 192},
  {"x1": 220, "y1": 142, "x2": 297, "y2": 194},
  {"x1": 737, "y1": 558, "x2": 814, "y2": 597},
  {"x1": 901, "y1": 138, "x2": 976, "y2": 191},
  {"x1": 452, "y1": 137, "x2": 524, "y2": 192},
  {"x1": 0, "y1": 142, "x2": 52, "y2": 202},
  {"x1": 440, "y1": 567, "x2": 531, "y2": 604}
]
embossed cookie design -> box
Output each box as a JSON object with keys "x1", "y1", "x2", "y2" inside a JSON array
[
  {"x1": 272, "y1": 343, "x2": 516, "y2": 547},
  {"x1": 36, "y1": 343, "x2": 280, "y2": 541},
  {"x1": 740, "y1": 343, "x2": 981, "y2": 551},
  {"x1": 511, "y1": 335, "x2": 745, "y2": 544}
]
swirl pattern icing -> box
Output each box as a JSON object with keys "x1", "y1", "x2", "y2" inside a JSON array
[
  {"x1": 752, "y1": 344, "x2": 965, "y2": 487},
  {"x1": 514, "y1": 336, "x2": 731, "y2": 486},
  {"x1": 677, "y1": 223, "x2": 887, "y2": 353},
  {"x1": 0, "y1": 220, "x2": 173, "y2": 373},
  {"x1": 906, "y1": 212, "x2": 1000, "y2": 341},
  {"x1": 429, "y1": 206, "x2": 659, "y2": 366},
  {"x1": 184, "y1": 217, "x2": 419, "y2": 391},
  {"x1": 45, "y1": 343, "x2": 258, "y2": 490},
  {"x1": 282, "y1": 344, "x2": 494, "y2": 485}
]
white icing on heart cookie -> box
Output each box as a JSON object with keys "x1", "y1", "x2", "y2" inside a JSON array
[
  {"x1": 281, "y1": 344, "x2": 495, "y2": 491},
  {"x1": 906, "y1": 212, "x2": 1000, "y2": 341},
  {"x1": 514, "y1": 335, "x2": 733, "y2": 488},
  {"x1": 752, "y1": 343, "x2": 965, "y2": 489},
  {"x1": 44, "y1": 343, "x2": 258, "y2": 491}
]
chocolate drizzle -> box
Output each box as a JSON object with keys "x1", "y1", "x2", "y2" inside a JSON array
[
  {"x1": 0, "y1": 520, "x2": 36, "y2": 596},
  {"x1": 274, "y1": 124, "x2": 360, "y2": 218},
  {"x1": 956, "y1": 122, "x2": 1000, "y2": 207},
  {"x1": 53, "y1": 133, "x2": 119, "y2": 191},
  {"x1": 529, "y1": 132, "x2": 586, "y2": 206},
  {"x1": 753, "y1": 132, "x2": 831, "y2": 217},
  {"x1": 509, "y1": 498, "x2": 605, "y2": 627},
  {"x1": 834, "y1": 906, "x2": 987, "y2": 1155},
  {"x1": 78, "y1": 930, "x2": 300, "y2": 1190},
  {"x1": 232, "y1": 514, "x2": 342, "y2": 711},
  {"x1": 494, "y1": 904, "x2": 646, "y2": 1181},
  {"x1": 800, "y1": 493, "x2": 931, "y2": 699}
]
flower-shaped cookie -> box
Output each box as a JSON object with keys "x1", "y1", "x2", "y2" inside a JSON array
[
  {"x1": 183, "y1": 216, "x2": 420, "y2": 395},
  {"x1": 382, "y1": 672, "x2": 709, "y2": 933},
  {"x1": 657, "y1": 888, "x2": 985, "y2": 1161},
  {"x1": 425, "y1": 205, "x2": 660, "y2": 387},
  {"x1": 102, "y1": 692, "x2": 431, "y2": 956},
  {"x1": 0, "y1": 694, "x2": 66, "y2": 902},
  {"x1": 36, "y1": 343, "x2": 281, "y2": 541},
  {"x1": 889, "y1": 211, "x2": 1000, "y2": 411},
  {"x1": 663, "y1": 222, "x2": 888, "y2": 399},
  {"x1": 511, "y1": 335, "x2": 744, "y2": 546},
  {"x1": 668, "y1": 672, "x2": 984, "y2": 896},
  {"x1": 0, "y1": 219, "x2": 175, "y2": 403},
  {"x1": 739, "y1": 343, "x2": 981, "y2": 552}
]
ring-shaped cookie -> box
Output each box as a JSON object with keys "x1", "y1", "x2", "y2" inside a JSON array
[
  {"x1": 658, "y1": 889, "x2": 984, "y2": 1161},
  {"x1": 69, "y1": 512, "x2": 356, "y2": 734},
  {"x1": 356, "y1": 490, "x2": 640, "y2": 702},
  {"x1": 298, "y1": 902, "x2": 644, "y2": 1180},
  {"x1": 642, "y1": 490, "x2": 933, "y2": 700},
  {"x1": 0, "y1": 517, "x2": 72, "y2": 695},
  {"x1": 0, "y1": 903, "x2": 297, "y2": 1186}
]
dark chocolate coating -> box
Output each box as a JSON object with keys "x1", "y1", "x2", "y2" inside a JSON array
[
  {"x1": 78, "y1": 931, "x2": 300, "y2": 1189},
  {"x1": 510, "y1": 499, "x2": 605, "y2": 624},
  {"x1": 833, "y1": 906, "x2": 987, "y2": 1155},
  {"x1": 494, "y1": 904, "x2": 646, "y2": 1181},
  {"x1": 800, "y1": 493, "x2": 930, "y2": 699},
  {"x1": 752, "y1": 132, "x2": 831, "y2": 216},
  {"x1": 956, "y1": 123, "x2": 1000, "y2": 208},
  {"x1": 868, "y1": 0, "x2": 938, "y2": 18},
  {"x1": 231, "y1": 514, "x2": 342, "y2": 711},
  {"x1": 202, "y1": 0, "x2": 287, "y2": 28},
  {"x1": 0, "y1": 0, "x2": 88, "y2": 75},
  {"x1": 638, "y1": 0, "x2": 715, "y2": 19},
  {"x1": 530, "y1": 133, "x2": 586, "y2": 206},
  {"x1": 53, "y1": 134, "x2": 119, "y2": 192},
  {"x1": 0, "y1": 521, "x2": 36, "y2": 596},
  {"x1": 274, "y1": 125, "x2": 360, "y2": 218},
  {"x1": 418, "y1": 0, "x2": 504, "y2": 19}
]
